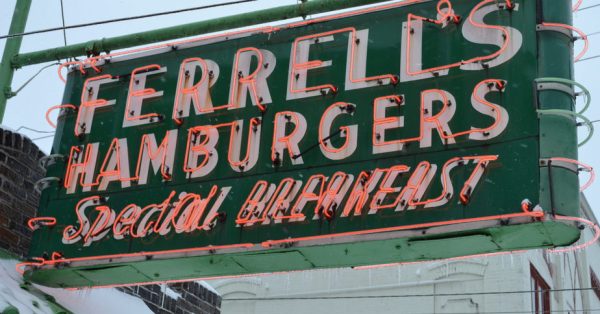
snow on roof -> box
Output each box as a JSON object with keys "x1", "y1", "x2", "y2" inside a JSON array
[
  {"x1": 0, "y1": 256, "x2": 152, "y2": 314},
  {"x1": 162, "y1": 285, "x2": 181, "y2": 300},
  {"x1": 196, "y1": 281, "x2": 219, "y2": 295},
  {"x1": 35, "y1": 285, "x2": 153, "y2": 314},
  {"x1": 0, "y1": 259, "x2": 56, "y2": 314}
]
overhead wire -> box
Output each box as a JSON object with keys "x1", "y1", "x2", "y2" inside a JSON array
[
  {"x1": 12, "y1": 62, "x2": 59, "y2": 95},
  {"x1": 31, "y1": 134, "x2": 54, "y2": 142},
  {"x1": 577, "y1": 54, "x2": 600, "y2": 63},
  {"x1": 0, "y1": 0, "x2": 257, "y2": 40},
  {"x1": 58, "y1": 0, "x2": 67, "y2": 47},
  {"x1": 15, "y1": 126, "x2": 54, "y2": 134},
  {"x1": 385, "y1": 309, "x2": 600, "y2": 314},
  {"x1": 578, "y1": 3, "x2": 600, "y2": 11}
]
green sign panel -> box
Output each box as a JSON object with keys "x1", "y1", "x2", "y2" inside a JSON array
[{"x1": 25, "y1": 0, "x2": 581, "y2": 288}]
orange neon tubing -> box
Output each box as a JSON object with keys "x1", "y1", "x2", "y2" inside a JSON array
[
  {"x1": 63, "y1": 144, "x2": 94, "y2": 189},
  {"x1": 26, "y1": 214, "x2": 596, "y2": 280},
  {"x1": 458, "y1": 157, "x2": 498, "y2": 204},
  {"x1": 21, "y1": 215, "x2": 599, "y2": 286},
  {"x1": 63, "y1": 196, "x2": 102, "y2": 241},
  {"x1": 75, "y1": 74, "x2": 114, "y2": 136},
  {"x1": 289, "y1": 27, "x2": 397, "y2": 96},
  {"x1": 548, "y1": 216, "x2": 600, "y2": 253},
  {"x1": 397, "y1": 162, "x2": 431, "y2": 207},
  {"x1": 262, "y1": 210, "x2": 544, "y2": 248},
  {"x1": 272, "y1": 111, "x2": 302, "y2": 162},
  {"x1": 175, "y1": 187, "x2": 218, "y2": 233},
  {"x1": 183, "y1": 127, "x2": 213, "y2": 174},
  {"x1": 369, "y1": 165, "x2": 410, "y2": 211},
  {"x1": 540, "y1": 22, "x2": 589, "y2": 62},
  {"x1": 372, "y1": 95, "x2": 422, "y2": 147},
  {"x1": 447, "y1": 79, "x2": 505, "y2": 139},
  {"x1": 129, "y1": 132, "x2": 175, "y2": 182},
  {"x1": 173, "y1": 58, "x2": 210, "y2": 124},
  {"x1": 113, "y1": 204, "x2": 140, "y2": 238},
  {"x1": 45, "y1": 104, "x2": 77, "y2": 129},
  {"x1": 16, "y1": 243, "x2": 254, "y2": 276},
  {"x1": 573, "y1": 0, "x2": 583, "y2": 12},
  {"x1": 125, "y1": 64, "x2": 163, "y2": 122},
  {"x1": 57, "y1": 61, "x2": 86, "y2": 83},
  {"x1": 228, "y1": 118, "x2": 261, "y2": 169},
  {"x1": 548, "y1": 157, "x2": 595, "y2": 192},
  {"x1": 436, "y1": 0, "x2": 461, "y2": 24},
  {"x1": 83, "y1": 205, "x2": 112, "y2": 244},
  {"x1": 290, "y1": 174, "x2": 326, "y2": 217},
  {"x1": 411, "y1": 156, "x2": 497, "y2": 207},
  {"x1": 183, "y1": 121, "x2": 257, "y2": 174},
  {"x1": 317, "y1": 171, "x2": 349, "y2": 217},
  {"x1": 173, "y1": 48, "x2": 267, "y2": 117},
  {"x1": 236, "y1": 180, "x2": 270, "y2": 224},
  {"x1": 319, "y1": 102, "x2": 355, "y2": 154},
  {"x1": 343, "y1": 168, "x2": 388, "y2": 216},
  {"x1": 231, "y1": 47, "x2": 267, "y2": 112},
  {"x1": 406, "y1": 0, "x2": 511, "y2": 76},
  {"x1": 261, "y1": 178, "x2": 299, "y2": 221},
  {"x1": 74, "y1": 138, "x2": 126, "y2": 189},
  {"x1": 373, "y1": 80, "x2": 506, "y2": 148},
  {"x1": 183, "y1": 122, "x2": 236, "y2": 174},
  {"x1": 27, "y1": 217, "x2": 57, "y2": 231},
  {"x1": 51, "y1": 252, "x2": 63, "y2": 260}
]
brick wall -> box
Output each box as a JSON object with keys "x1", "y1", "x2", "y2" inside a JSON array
[
  {"x1": 0, "y1": 128, "x2": 45, "y2": 257},
  {"x1": 118, "y1": 282, "x2": 221, "y2": 314},
  {"x1": 0, "y1": 127, "x2": 221, "y2": 314}
]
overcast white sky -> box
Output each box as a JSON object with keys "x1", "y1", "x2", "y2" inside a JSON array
[{"x1": 1, "y1": 0, "x2": 599, "y2": 215}]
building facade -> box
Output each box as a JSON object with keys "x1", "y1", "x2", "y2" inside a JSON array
[{"x1": 212, "y1": 197, "x2": 600, "y2": 314}]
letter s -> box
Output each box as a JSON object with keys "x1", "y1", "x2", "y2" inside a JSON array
[{"x1": 460, "y1": 1, "x2": 523, "y2": 71}]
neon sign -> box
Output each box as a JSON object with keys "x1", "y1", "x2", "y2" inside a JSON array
[{"x1": 26, "y1": 0, "x2": 586, "y2": 288}]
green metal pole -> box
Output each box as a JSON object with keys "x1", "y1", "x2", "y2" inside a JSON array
[
  {"x1": 0, "y1": 0, "x2": 32, "y2": 122},
  {"x1": 12, "y1": 0, "x2": 410, "y2": 68}
]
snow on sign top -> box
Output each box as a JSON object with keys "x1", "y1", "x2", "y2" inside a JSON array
[{"x1": 24, "y1": 0, "x2": 583, "y2": 288}]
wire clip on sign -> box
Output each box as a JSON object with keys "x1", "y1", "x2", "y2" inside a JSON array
[{"x1": 25, "y1": 0, "x2": 586, "y2": 288}]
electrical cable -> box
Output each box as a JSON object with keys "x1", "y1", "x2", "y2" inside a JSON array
[
  {"x1": 587, "y1": 30, "x2": 600, "y2": 37},
  {"x1": 578, "y1": 3, "x2": 600, "y2": 11},
  {"x1": 12, "y1": 62, "x2": 60, "y2": 96},
  {"x1": 577, "y1": 54, "x2": 600, "y2": 63},
  {"x1": 586, "y1": 119, "x2": 600, "y2": 125},
  {"x1": 15, "y1": 126, "x2": 54, "y2": 134},
  {"x1": 221, "y1": 287, "x2": 600, "y2": 301},
  {"x1": 0, "y1": 0, "x2": 257, "y2": 40},
  {"x1": 59, "y1": 0, "x2": 67, "y2": 47},
  {"x1": 31, "y1": 134, "x2": 54, "y2": 141}
]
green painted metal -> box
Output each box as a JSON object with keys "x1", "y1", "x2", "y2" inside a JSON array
[
  {"x1": 0, "y1": 0, "x2": 32, "y2": 121},
  {"x1": 537, "y1": 0, "x2": 579, "y2": 217},
  {"x1": 25, "y1": 0, "x2": 582, "y2": 287},
  {"x1": 28, "y1": 222, "x2": 579, "y2": 288},
  {"x1": 11, "y1": 0, "x2": 415, "y2": 68}
]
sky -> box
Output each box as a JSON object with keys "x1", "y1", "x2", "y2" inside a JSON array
[{"x1": 0, "y1": 0, "x2": 599, "y2": 214}]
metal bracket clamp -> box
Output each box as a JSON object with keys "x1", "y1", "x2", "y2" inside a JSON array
[
  {"x1": 34, "y1": 177, "x2": 61, "y2": 194},
  {"x1": 534, "y1": 77, "x2": 591, "y2": 115},
  {"x1": 536, "y1": 23, "x2": 589, "y2": 62},
  {"x1": 540, "y1": 157, "x2": 595, "y2": 192},
  {"x1": 38, "y1": 154, "x2": 65, "y2": 170},
  {"x1": 536, "y1": 23, "x2": 574, "y2": 39},
  {"x1": 536, "y1": 109, "x2": 594, "y2": 147}
]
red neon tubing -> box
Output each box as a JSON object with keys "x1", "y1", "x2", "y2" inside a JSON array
[
  {"x1": 541, "y1": 22, "x2": 589, "y2": 62},
  {"x1": 45, "y1": 104, "x2": 77, "y2": 129}
]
